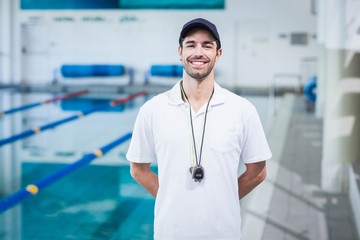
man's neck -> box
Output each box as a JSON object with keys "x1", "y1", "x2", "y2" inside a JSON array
[
  {"x1": 181, "y1": 76, "x2": 214, "y2": 113},
  {"x1": 182, "y1": 77, "x2": 214, "y2": 102}
]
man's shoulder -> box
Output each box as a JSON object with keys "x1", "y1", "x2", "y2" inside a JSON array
[{"x1": 140, "y1": 89, "x2": 171, "y2": 111}]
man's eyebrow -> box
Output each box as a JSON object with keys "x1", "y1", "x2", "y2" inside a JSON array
[
  {"x1": 184, "y1": 40, "x2": 196, "y2": 45},
  {"x1": 184, "y1": 40, "x2": 215, "y2": 45},
  {"x1": 202, "y1": 41, "x2": 215, "y2": 45}
]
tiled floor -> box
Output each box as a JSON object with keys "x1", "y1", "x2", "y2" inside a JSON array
[{"x1": 262, "y1": 96, "x2": 359, "y2": 240}]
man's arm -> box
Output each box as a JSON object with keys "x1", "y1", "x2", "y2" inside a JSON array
[
  {"x1": 238, "y1": 161, "x2": 266, "y2": 199},
  {"x1": 130, "y1": 162, "x2": 159, "y2": 197}
]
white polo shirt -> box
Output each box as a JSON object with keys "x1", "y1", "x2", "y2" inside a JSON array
[{"x1": 126, "y1": 81, "x2": 272, "y2": 240}]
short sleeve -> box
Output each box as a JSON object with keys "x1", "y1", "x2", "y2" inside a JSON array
[
  {"x1": 126, "y1": 107, "x2": 156, "y2": 163},
  {"x1": 240, "y1": 108, "x2": 272, "y2": 164}
]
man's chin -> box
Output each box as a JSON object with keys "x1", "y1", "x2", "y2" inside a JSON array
[
  {"x1": 184, "y1": 68, "x2": 213, "y2": 81},
  {"x1": 191, "y1": 74, "x2": 209, "y2": 82}
]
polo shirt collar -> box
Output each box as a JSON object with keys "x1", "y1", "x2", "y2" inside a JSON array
[{"x1": 168, "y1": 80, "x2": 226, "y2": 107}]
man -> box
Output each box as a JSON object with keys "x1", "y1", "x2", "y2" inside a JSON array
[{"x1": 126, "y1": 18, "x2": 272, "y2": 240}]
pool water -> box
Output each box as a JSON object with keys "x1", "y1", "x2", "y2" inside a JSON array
[{"x1": 21, "y1": 163, "x2": 156, "y2": 240}]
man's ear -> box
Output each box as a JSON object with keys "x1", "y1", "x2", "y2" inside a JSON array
[
  {"x1": 178, "y1": 46, "x2": 182, "y2": 60},
  {"x1": 215, "y1": 48, "x2": 222, "y2": 62}
]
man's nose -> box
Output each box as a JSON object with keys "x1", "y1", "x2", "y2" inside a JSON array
[{"x1": 193, "y1": 45, "x2": 204, "y2": 56}]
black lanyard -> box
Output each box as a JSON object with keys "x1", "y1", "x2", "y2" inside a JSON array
[{"x1": 180, "y1": 81, "x2": 214, "y2": 167}]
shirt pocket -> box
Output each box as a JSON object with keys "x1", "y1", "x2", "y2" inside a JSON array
[{"x1": 209, "y1": 127, "x2": 239, "y2": 153}]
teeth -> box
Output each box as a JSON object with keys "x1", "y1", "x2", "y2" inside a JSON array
[{"x1": 192, "y1": 62, "x2": 205, "y2": 65}]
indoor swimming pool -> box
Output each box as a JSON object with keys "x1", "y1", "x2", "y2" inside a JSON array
[{"x1": 0, "y1": 89, "x2": 278, "y2": 240}]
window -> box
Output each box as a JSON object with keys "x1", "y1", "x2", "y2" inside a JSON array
[
  {"x1": 21, "y1": 0, "x2": 119, "y2": 10},
  {"x1": 21, "y1": 0, "x2": 225, "y2": 10},
  {"x1": 119, "y1": 0, "x2": 224, "y2": 9}
]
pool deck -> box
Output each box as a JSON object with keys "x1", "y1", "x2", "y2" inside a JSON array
[{"x1": 241, "y1": 94, "x2": 359, "y2": 240}]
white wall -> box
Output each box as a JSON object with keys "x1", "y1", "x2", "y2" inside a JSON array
[
  {"x1": 17, "y1": 0, "x2": 318, "y2": 88},
  {"x1": 0, "y1": 0, "x2": 12, "y2": 83}
]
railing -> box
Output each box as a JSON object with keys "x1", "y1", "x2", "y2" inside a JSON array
[{"x1": 268, "y1": 73, "x2": 302, "y2": 115}]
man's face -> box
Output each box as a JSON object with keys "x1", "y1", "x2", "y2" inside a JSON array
[{"x1": 178, "y1": 28, "x2": 222, "y2": 81}]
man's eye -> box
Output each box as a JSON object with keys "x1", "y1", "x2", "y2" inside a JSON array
[{"x1": 186, "y1": 45, "x2": 195, "y2": 48}]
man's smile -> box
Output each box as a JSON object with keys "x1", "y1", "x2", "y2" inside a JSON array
[{"x1": 188, "y1": 59, "x2": 209, "y2": 67}]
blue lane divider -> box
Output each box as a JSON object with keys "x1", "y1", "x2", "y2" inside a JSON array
[
  {"x1": 0, "y1": 90, "x2": 89, "y2": 117},
  {"x1": 0, "y1": 91, "x2": 147, "y2": 148},
  {"x1": 0, "y1": 132, "x2": 132, "y2": 214}
]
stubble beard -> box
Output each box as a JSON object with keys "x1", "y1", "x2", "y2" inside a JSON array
[{"x1": 183, "y1": 62, "x2": 214, "y2": 82}]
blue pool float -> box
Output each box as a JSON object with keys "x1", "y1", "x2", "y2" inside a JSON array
[
  {"x1": 61, "y1": 64, "x2": 126, "y2": 78},
  {"x1": 150, "y1": 65, "x2": 183, "y2": 77}
]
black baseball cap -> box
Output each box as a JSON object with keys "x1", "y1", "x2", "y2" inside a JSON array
[{"x1": 179, "y1": 18, "x2": 221, "y2": 49}]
